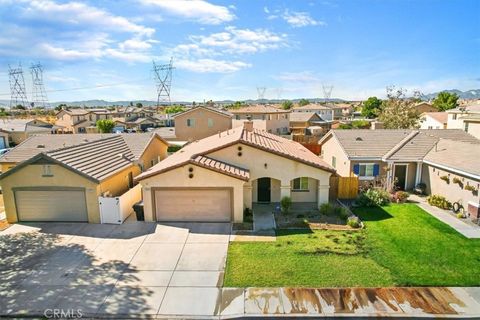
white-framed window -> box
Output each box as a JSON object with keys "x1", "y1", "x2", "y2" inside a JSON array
[
  {"x1": 292, "y1": 177, "x2": 309, "y2": 191},
  {"x1": 187, "y1": 118, "x2": 195, "y2": 127},
  {"x1": 358, "y1": 164, "x2": 375, "y2": 177},
  {"x1": 42, "y1": 165, "x2": 53, "y2": 177},
  {"x1": 465, "y1": 122, "x2": 469, "y2": 132},
  {"x1": 207, "y1": 118, "x2": 214, "y2": 127}
]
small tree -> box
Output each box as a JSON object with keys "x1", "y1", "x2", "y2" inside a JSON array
[
  {"x1": 298, "y1": 98, "x2": 310, "y2": 107},
  {"x1": 281, "y1": 100, "x2": 293, "y2": 110},
  {"x1": 361, "y1": 96, "x2": 382, "y2": 118},
  {"x1": 165, "y1": 105, "x2": 186, "y2": 114},
  {"x1": 96, "y1": 119, "x2": 115, "y2": 133},
  {"x1": 226, "y1": 101, "x2": 244, "y2": 109},
  {"x1": 432, "y1": 91, "x2": 459, "y2": 111},
  {"x1": 135, "y1": 102, "x2": 143, "y2": 108},
  {"x1": 280, "y1": 196, "x2": 292, "y2": 214},
  {"x1": 378, "y1": 87, "x2": 420, "y2": 129}
]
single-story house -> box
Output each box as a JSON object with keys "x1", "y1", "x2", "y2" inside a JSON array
[
  {"x1": 0, "y1": 133, "x2": 169, "y2": 223},
  {"x1": 420, "y1": 112, "x2": 448, "y2": 130},
  {"x1": 231, "y1": 105, "x2": 290, "y2": 135},
  {"x1": 135, "y1": 121, "x2": 335, "y2": 223},
  {"x1": 173, "y1": 106, "x2": 232, "y2": 141},
  {"x1": 289, "y1": 112, "x2": 330, "y2": 136},
  {"x1": 0, "y1": 118, "x2": 59, "y2": 145},
  {"x1": 319, "y1": 129, "x2": 479, "y2": 206}
]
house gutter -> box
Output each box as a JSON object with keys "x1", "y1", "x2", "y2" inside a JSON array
[{"x1": 422, "y1": 160, "x2": 480, "y2": 181}]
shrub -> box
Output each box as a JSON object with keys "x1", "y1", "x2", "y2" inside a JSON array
[
  {"x1": 280, "y1": 196, "x2": 292, "y2": 214},
  {"x1": 335, "y1": 206, "x2": 350, "y2": 220},
  {"x1": 427, "y1": 194, "x2": 452, "y2": 210},
  {"x1": 319, "y1": 203, "x2": 335, "y2": 215},
  {"x1": 392, "y1": 191, "x2": 410, "y2": 203},
  {"x1": 452, "y1": 177, "x2": 462, "y2": 185},
  {"x1": 440, "y1": 175, "x2": 450, "y2": 184},
  {"x1": 356, "y1": 188, "x2": 390, "y2": 207},
  {"x1": 456, "y1": 212, "x2": 465, "y2": 219},
  {"x1": 243, "y1": 207, "x2": 253, "y2": 223},
  {"x1": 347, "y1": 216, "x2": 361, "y2": 228},
  {"x1": 465, "y1": 184, "x2": 478, "y2": 193}
]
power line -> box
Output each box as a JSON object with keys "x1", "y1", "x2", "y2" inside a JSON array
[
  {"x1": 30, "y1": 63, "x2": 49, "y2": 108},
  {"x1": 9, "y1": 63, "x2": 29, "y2": 109},
  {"x1": 153, "y1": 57, "x2": 174, "y2": 107},
  {"x1": 256, "y1": 86, "x2": 267, "y2": 102}
]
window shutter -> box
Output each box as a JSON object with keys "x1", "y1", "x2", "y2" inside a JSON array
[
  {"x1": 373, "y1": 164, "x2": 380, "y2": 176},
  {"x1": 353, "y1": 164, "x2": 360, "y2": 175}
]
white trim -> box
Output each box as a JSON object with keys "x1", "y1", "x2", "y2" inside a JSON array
[
  {"x1": 422, "y1": 160, "x2": 480, "y2": 181},
  {"x1": 415, "y1": 162, "x2": 422, "y2": 185},
  {"x1": 393, "y1": 163, "x2": 409, "y2": 190}
]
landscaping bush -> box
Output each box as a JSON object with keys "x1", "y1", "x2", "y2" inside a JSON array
[
  {"x1": 335, "y1": 206, "x2": 350, "y2": 220},
  {"x1": 427, "y1": 194, "x2": 452, "y2": 210},
  {"x1": 319, "y1": 203, "x2": 335, "y2": 215},
  {"x1": 356, "y1": 188, "x2": 390, "y2": 207},
  {"x1": 392, "y1": 191, "x2": 410, "y2": 203},
  {"x1": 347, "y1": 216, "x2": 361, "y2": 228},
  {"x1": 440, "y1": 175, "x2": 450, "y2": 184},
  {"x1": 243, "y1": 207, "x2": 253, "y2": 223},
  {"x1": 280, "y1": 196, "x2": 292, "y2": 214},
  {"x1": 456, "y1": 212, "x2": 465, "y2": 219}
]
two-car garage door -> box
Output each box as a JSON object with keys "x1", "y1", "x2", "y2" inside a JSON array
[
  {"x1": 154, "y1": 188, "x2": 232, "y2": 222},
  {"x1": 15, "y1": 189, "x2": 88, "y2": 222}
]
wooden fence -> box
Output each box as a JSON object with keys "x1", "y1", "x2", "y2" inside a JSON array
[{"x1": 330, "y1": 176, "x2": 359, "y2": 200}]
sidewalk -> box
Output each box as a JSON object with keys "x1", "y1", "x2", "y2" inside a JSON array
[{"x1": 410, "y1": 194, "x2": 480, "y2": 239}]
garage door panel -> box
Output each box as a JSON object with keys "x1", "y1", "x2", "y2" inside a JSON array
[
  {"x1": 15, "y1": 189, "x2": 88, "y2": 222},
  {"x1": 155, "y1": 189, "x2": 231, "y2": 222}
]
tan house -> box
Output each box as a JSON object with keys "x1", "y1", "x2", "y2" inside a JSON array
[
  {"x1": 319, "y1": 129, "x2": 479, "y2": 201},
  {"x1": 289, "y1": 112, "x2": 330, "y2": 136},
  {"x1": 173, "y1": 106, "x2": 232, "y2": 141},
  {"x1": 0, "y1": 133, "x2": 169, "y2": 223},
  {"x1": 420, "y1": 112, "x2": 448, "y2": 129},
  {"x1": 231, "y1": 105, "x2": 290, "y2": 135},
  {"x1": 446, "y1": 105, "x2": 480, "y2": 139},
  {"x1": 55, "y1": 108, "x2": 113, "y2": 133},
  {"x1": 328, "y1": 103, "x2": 354, "y2": 120},
  {"x1": 0, "y1": 118, "x2": 58, "y2": 145},
  {"x1": 135, "y1": 122, "x2": 334, "y2": 223},
  {"x1": 292, "y1": 104, "x2": 333, "y2": 121},
  {"x1": 414, "y1": 102, "x2": 437, "y2": 114}
]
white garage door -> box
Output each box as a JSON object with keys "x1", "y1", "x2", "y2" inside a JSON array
[
  {"x1": 15, "y1": 189, "x2": 88, "y2": 222},
  {"x1": 154, "y1": 189, "x2": 231, "y2": 222}
]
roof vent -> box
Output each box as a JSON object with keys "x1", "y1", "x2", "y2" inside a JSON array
[
  {"x1": 355, "y1": 137, "x2": 363, "y2": 141},
  {"x1": 37, "y1": 144, "x2": 45, "y2": 148}
]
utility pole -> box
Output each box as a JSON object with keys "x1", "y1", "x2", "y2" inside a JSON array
[
  {"x1": 9, "y1": 63, "x2": 29, "y2": 109},
  {"x1": 30, "y1": 63, "x2": 49, "y2": 108},
  {"x1": 153, "y1": 57, "x2": 174, "y2": 108},
  {"x1": 256, "y1": 86, "x2": 267, "y2": 103},
  {"x1": 322, "y1": 84, "x2": 334, "y2": 104}
]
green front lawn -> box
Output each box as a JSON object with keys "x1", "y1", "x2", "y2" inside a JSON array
[{"x1": 224, "y1": 204, "x2": 480, "y2": 287}]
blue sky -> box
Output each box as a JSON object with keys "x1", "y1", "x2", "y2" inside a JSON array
[{"x1": 0, "y1": 0, "x2": 479, "y2": 102}]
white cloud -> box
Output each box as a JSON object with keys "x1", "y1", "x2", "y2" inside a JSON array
[
  {"x1": 176, "y1": 59, "x2": 251, "y2": 73},
  {"x1": 282, "y1": 10, "x2": 325, "y2": 28},
  {"x1": 140, "y1": 0, "x2": 235, "y2": 24},
  {"x1": 275, "y1": 71, "x2": 320, "y2": 83},
  {"x1": 25, "y1": 0, "x2": 154, "y2": 36}
]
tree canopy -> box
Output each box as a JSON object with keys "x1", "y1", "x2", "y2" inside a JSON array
[
  {"x1": 298, "y1": 98, "x2": 310, "y2": 107},
  {"x1": 281, "y1": 100, "x2": 293, "y2": 110},
  {"x1": 164, "y1": 105, "x2": 186, "y2": 114},
  {"x1": 226, "y1": 101, "x2": 245, "y2": 109},
  {"x1": 96, "y1": 119, "x2": 116, "y2": 133},
  {"x1": 432, "y1": 91, "x2": 459, "y2": 111},
  {"x1": 361, "y1": 96, "x2": 382, "y2": 118},
  {"x1": 378, "y1": 87, "x2": 420, "y2": 129},
  {"x1": 135, "y1": 102, "x2": 143, "y2": 108}
]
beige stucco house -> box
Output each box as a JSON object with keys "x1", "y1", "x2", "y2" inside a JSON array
[
  {"x1": 135, "y1": 122, "x2": 335, "y2": 223},
  {"x1": 231, "y1": 105, "x2": 290, "y2": 135},
  {"x1": 319, "y1": 129, "x2": 479, "y2": 206},
  {"x1": 173, "y1": 106, "x2": 232, "y2": 141},
  {"x1": 420, "y1": 112, "x2": 448, "y2": 129},
  {"x1": 0, "y1": 118, "x2": 58, "y2": 145},
  {"x1": 55, "y1": 108, "x2": 113, "y2": 133},
  {"x1": 0, "y1": 133, "x2": 168, "y2": 223}
]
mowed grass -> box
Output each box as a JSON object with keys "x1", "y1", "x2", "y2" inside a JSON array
[{"x1": 224, "y1": 204, "x2": 480, "y2": 287}]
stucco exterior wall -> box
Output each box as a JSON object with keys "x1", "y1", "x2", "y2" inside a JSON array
[
  {"x1": 320, "y1": 136, "x2": 351, "y2": 176},
  {"x1": 465, "y1": 121, "x2": 480, "y2": 139},
  {"x1": 422, "y1": 163, "x2": 480, "y2": 205},
  {"x1": 0, "y1": 164, "x2": 101, "y2": 223},
  {"x1": 139, "y1": 165, "x2": 245, "y2": 222},
  {"x1": 232, "y1": 114, "x2": 290, "y2": 134},
  {"x1": 175, "y1": 109, "x2": 232, "y2": 141},
  {"x1": 290, "y1": 177, "x2": 318, "y2": 202},
  {"x1": 97, "y1": 165, "x2": 141, "y2": 197},
  {"x1": 139, "y1": 137, "x2": 169, "y2": 170},
  {"x1": 420, "y1": 116, "x2": 446, "y2": 129}
]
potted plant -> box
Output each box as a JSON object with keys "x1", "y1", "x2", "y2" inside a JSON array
[{"x1": 440, "y1": 175, "x2": 450, "y2": 184}]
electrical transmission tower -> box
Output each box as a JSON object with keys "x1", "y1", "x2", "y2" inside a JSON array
[
  {"x1": 153, "y1": 58, "x2": 174, "y2": 107},
  {"x1": 9, "y1": 64, "x2": 29, "y2": 109},
  {"x1": 30, "y1": 63, "x2": 49, "y2": 108},
  {"x1": 322, "y1": 84, "x2": 334, "y2": 104},
  {"x1": 275, "y1": 88, "x2": 283, "y2": 101},
  {"x1": 256, "y1": 87, "x2": 266, "y2": 103}
]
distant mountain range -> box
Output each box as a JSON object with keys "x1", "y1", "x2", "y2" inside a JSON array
[{"x1": 0, "y1": 89, "x2": 478, "y2": 108}]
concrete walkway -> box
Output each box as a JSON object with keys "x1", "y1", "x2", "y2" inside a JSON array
[
  {"x1": 252, "y1": 203, "x2": 276, "y2": 232},
  {"x1": 410, "y1": 195, "x2": 480, "y2": 239}
]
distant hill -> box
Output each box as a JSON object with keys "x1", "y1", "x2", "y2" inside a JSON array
[{"x1": 422, "y1": 89, "x2": 480, "y2": 100}]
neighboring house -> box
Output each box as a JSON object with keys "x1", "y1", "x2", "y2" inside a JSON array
[
  {"x1": 446, "y1": 105, "x2": 480, "y2": 139},
  {"x1": 55, "y1": 108, "x2": 113, "y2": 133},
  {"x1": 0, "y1": 133, "x2": 167, "y2": 173},
  {"x1": 173, "y1": 106, "x2": 232, "y2": 141},
  {"x1": 292, "y1": 104, "x2": 333, "y2": 121},
  {"x1": 462, "y1": 115, "x2": 480, "y2": 139},
  {"x1": 0, "y1": 118, "x2": 58, "y2": 145},
  {"x1": 420, "y1": 112, "x2": 448, "y2": 129},
  {"x1": 0, "y1": 131, "x2": 9, "y2": 149},
  {"x1": 0, "y1": 133, "x2": 169, "y2": 223},
  {"x1": 319, "y1": 129, "x2": 479, "y2": 193},
  {"x1": 231, "y1": 105, "x2": 290, "y2": 135},
  {"x1": 289, "y1": 112, "x2": 330, "y2": 137},
  {"x1": 327, "y1": 103, "x2": 354, "y2": 120},
  {"x1": 135, "y1": 122, "x2": 334, "y2": 223},
  {"x1": 414, "y1": 102, "x2": 437, "y2": 114}
]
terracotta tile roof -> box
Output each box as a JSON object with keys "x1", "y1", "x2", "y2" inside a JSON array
[
  {"x1": 136, "y1": 126, "x2": 334, "y2": 181},
  {"x1": 173, "y1": 106, "x2": 232, "y2": 119},
  {"x1": 192, "y1": 155, "x2": 249, "y2": 180},
  {"x1": 292, "y1": 104, "x2": 330, "y2": 111},
  {"x1": 289, "y1": 112, "x2": 322, "y2": 122},
  {"x1": 423, "y1": 112, "x2": 448, "y2": 124},
  {"x1": 424, "y1": 139, "x2": 480, "y2": 178},
  {"x1": 230, "y1": 105, "x2": 289, "y2": 114}
]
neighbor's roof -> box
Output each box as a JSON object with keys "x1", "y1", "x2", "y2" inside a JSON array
[
  {"x1": 320, "y1": 129, "x2": 480, "y2": 161},
  {"x1": 289, "y1": 112, "x2": 322, "y2": 122},
  {"x1": 230, "y1": 105, "x2": 289, "y2": 114},
  {"x1": 448, "y1": 104, "x2": 480, "y2": 113},
  {"x1": 173, "y1": 106, "x2": 232, "y2": 119},
  {"x1": 292, "y1": 104, "x2": 330, "y2": 111},
  {"x1": 0, "y1": 119, "x2": 53, "y2": 132},
  {"x1": 136, "y1": 127, "x2": 334, "y2": 181},
  {"x1": 424, "y1": 139, "x2": 480, "y2": 179},
  {"x1": 423, "y1": 112, "x2": 448, "y2": 124},
  {"x1": 0, "y1": 133, "x2": 167, "y2": 164}
]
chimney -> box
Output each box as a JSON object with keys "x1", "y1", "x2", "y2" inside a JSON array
[{"x1": 243, "y1": 116, "x2": 253, "y2": 132}]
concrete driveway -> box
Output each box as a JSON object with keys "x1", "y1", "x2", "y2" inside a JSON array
[{"x1": 0, "y1": 221, "x2": 234, "y2": 317}]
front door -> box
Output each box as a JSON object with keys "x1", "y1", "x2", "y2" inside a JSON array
[
  {"x1": 394, "y1": 165, "x2": 407, "y2": 190},
  {"x1": 257, "y1": 178, "x2": 271, "y2": 202}
]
